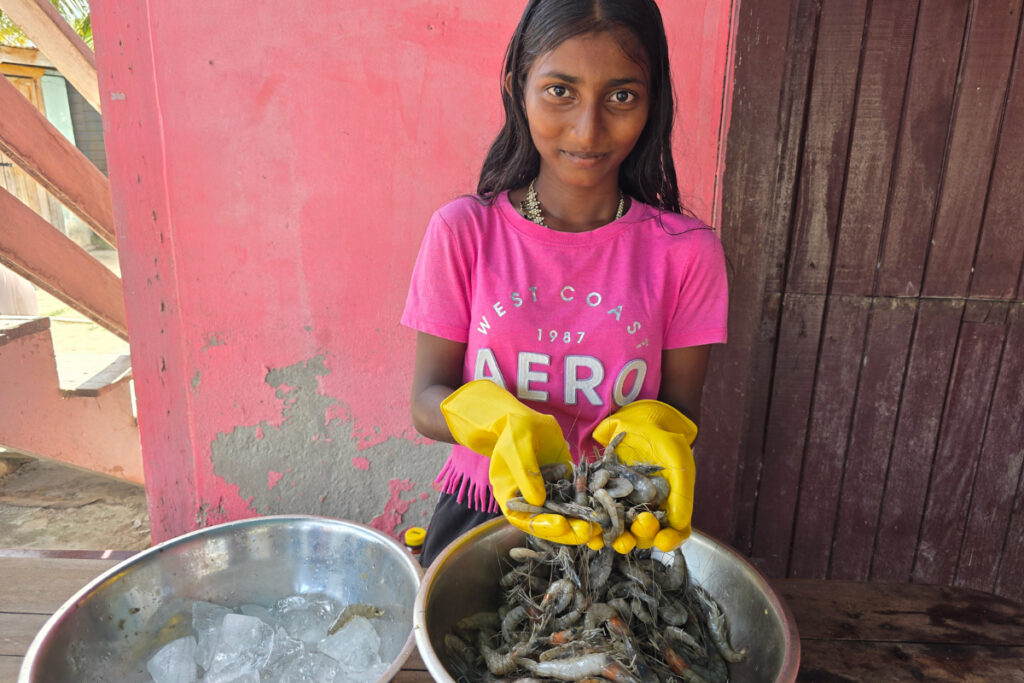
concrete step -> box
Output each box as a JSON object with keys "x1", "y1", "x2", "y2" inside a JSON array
[{"x1": 0, "y1": 316, "x2": 142, "y2": 483}]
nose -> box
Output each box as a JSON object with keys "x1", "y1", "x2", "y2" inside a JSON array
[{"x1": 572, "y1": 100, "x2": 602, "y2": 147}]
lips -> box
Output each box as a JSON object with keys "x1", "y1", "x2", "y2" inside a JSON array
[{"x1": 561, "y1": 150, "x2": 608, "y2": 168}]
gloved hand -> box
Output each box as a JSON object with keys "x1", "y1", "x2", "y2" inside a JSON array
[
  {"x1": 592, "y1": 400, "x2": 698, "y2": 552},
  {"x1": 441, "y1": 380, "x2": 597, "y2": 545}
]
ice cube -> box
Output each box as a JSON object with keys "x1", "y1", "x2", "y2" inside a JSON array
[
  {"x1": 203, "y1": 667, "x2": 260, "y2": 683},
  {"x1": 239, "y1": 603, "x2": 275, "y2": 625},
  {"x1": 145, "y1": 636, "x2": 199, "y2": 683},
  {"x1": 191, "y1": 600, "x2": 233, "y2": 671},
  {"x1": 261, "y1": 626, "x2": 306, "y2": 678},
  {"x1": 318, "y1": 616, "x2": 382, "y2": 672},
  {"x1": 276, "y1": 652, "x2": 341, "y2": 683},
  {"x1": 206, "y1": 613, "x2": 276, "y2": 675},
  {"x1": 271, "y1": 594, "x2": 335, "y2": 646}
]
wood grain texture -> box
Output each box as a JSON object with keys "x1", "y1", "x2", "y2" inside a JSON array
[
  {"x1": 876, "y1": 0, "x2": 970, "y2": 297},
  {"x1": 751, "y1": 293, "x2": 826, "y2": 576},
  {"x1": 872, "y1": 298, "x2": 963, "y2": 582},
  {"x1": 830, "y1": 297, "x2": 917, "y2": 580},
  {"x1": 922, "y1": 0, "x2": 1024, "y2": 297},
  {"x1": 798, "y1": 641, "x2": 1024, "y2": 682},
  {"x1": 0, "y1": 557, "x2": 119, "y2": 613},
  {"x1": 789, "y1": 295, "x2": 869, "y2": 578},
  {"x1": 785, "y1": 0, "x2": 869, "y2": 295},
  {"x1": 831, "y1": 0, "x2": 920, "y2": 295},
  {"x1": 913, "y1": 301, "x2": 1009, "y2": 586},
  {"x1": 970, "y1": 22, "x2": 1024, "y2": 299},
  {"x1": 957, "y1": 303, "x2": 1024, "y2": 593},
  {"x1": 0, "y1": 187, "x2": 128, "y2": 339},
  {"x1": 701, "y1": 0, "x2": 820, "y2": 544},
  {"x1": 776, "y1": 579, "x2": 1024, "y2": 643}
]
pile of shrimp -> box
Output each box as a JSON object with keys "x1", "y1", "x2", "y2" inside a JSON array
[{"x1": 443, "y1": 434, "x2": 748, "y2": 682}]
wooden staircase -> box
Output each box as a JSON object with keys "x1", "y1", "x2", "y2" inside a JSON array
[{"x1": 0, "y1": 317, "x2": 142, "y2": 483}]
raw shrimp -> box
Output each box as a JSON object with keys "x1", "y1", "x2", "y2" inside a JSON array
[
  {"x1": 516, "y1": 653, "x2": 640, "y2": 682},
  {"x1": 605, "y1": 477, "x2": 635, "y2": 498},
  {"x1": 593, "y1": 489, "x2": 623, "y2": 546},
  {"x1": 327, "y1": 603, "x2": 384, "y2": 635},
  {"x1": 698, "y1": 587, "x2": 749, "y2": 663},
  {"x1": 478, "y1": 631, "x2": 528, "y2": 676}
]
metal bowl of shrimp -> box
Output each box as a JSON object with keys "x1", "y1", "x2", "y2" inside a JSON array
[
  {"x1": 415, "y1": 516, "x2": 800, "y2": 682},
  {"x1": 19, "y1": 515, "x2": 422, "y2": 682}
]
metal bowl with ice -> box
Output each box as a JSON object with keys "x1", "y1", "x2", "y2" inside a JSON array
[
  {"x1": 19, "y1": 515, "x2": 422, "y2": 682},
  {"x1": 415, "y1": 517, "x2": 800, "y2": 682}
]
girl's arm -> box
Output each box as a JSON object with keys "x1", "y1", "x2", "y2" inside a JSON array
[
  {"x1": 658, "y1": 345, "x2": 711, "y2": 430},
  {"x1": 410, "y1": 331, "x2": 467, "y2": 443}
]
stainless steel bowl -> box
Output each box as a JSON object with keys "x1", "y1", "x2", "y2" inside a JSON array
[
  {"x1": 415, "y1": 518, "x2": 800, "y2": 682},
  {"x1": 19, "y1": 515, "x2": 422, "y2": 682}
]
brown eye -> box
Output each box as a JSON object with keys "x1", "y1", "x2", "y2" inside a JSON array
[
  {"x1": 611, "y1": 90, "x2": 636, "y2": 104},
  {"x1": 547, "y1": 85, "x2": 569, "y2": 98}
]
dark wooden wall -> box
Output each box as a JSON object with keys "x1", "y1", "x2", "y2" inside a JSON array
[{"x1": 697, "y1": 0, "x2": 1024, "y2": 603}]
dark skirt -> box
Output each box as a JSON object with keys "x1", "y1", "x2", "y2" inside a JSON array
[{"x1": 419, "y1": 492, "x2": 501, "y2": 568}]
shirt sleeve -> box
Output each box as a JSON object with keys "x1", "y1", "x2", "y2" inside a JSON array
[
  {"x1": 664, "y1": 230, "x2": 729, "y2": 349},
  {"x1": 400, "y1": 209, "x2": 472, "y2": 343}
]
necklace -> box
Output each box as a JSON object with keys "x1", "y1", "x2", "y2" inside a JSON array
[{"x1": 521, "y1": 178, "x2": 625, "y2": 228}]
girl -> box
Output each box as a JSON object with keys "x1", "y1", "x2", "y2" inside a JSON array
[{"x1": 402, "y1": 0, "x2": 728, "y2": 567}]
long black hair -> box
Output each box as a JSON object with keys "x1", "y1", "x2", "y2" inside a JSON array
[{"x1": 477, "y1": 0, "x2": 682, "y2": 214}]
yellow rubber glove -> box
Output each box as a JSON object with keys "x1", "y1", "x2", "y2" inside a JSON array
[
  {"x1": 441, "y1": 380, "x2": 597, "y2": 545},
  {"x1": 592, "y1": 400, "x2": 698, "y2": 552}
]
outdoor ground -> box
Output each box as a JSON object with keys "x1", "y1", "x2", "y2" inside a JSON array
[{"x1": 0, "y1": 246, "x2": 152, "y2": 552}]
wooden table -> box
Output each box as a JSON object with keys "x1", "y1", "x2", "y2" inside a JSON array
[{"x1": 3, "y1": 551, "x2": 1023, "y2": 681}]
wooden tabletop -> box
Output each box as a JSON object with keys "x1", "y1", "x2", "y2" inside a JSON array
[{"x1": 2, "y1": 552, "x2": 1022, "y2": 681}]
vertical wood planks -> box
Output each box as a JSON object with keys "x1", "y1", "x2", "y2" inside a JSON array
[
  {"x1": 956, "y1": 303, "x2": 1024, "y2": 593},
  {"x1": 871, "y1": 299, "x2": 963, "y2": 582},
  {"x1": 703, "y1": 0, "x2": 822, "y2": 546},
  {"x1": 831, "y1": 0, "x2": 920, "y2": 295},
  {"x1": 922, "y1": 0, "x2": 1024, "y2": 297},
  {"x1": 789, "y1": 295, "x2": 869, "y2": 578},
  {"x1": 913, "y1": 301, "x2": 1009, "y2": 585},
  {"x1": 970, "y1": 26, "x2": 1024, "y2": 299},
  {"x1": 751, "y1": 293, "x2": 825, "y2": 576},
  {"x1": 876, "y1": 0, "x2": 969, "y2": 297},
  {"x1": 785, "y1": 0, "x2": 869, "y2": 295},
  {"x1": 830, "y1": 298, "x2": 917, "y2": 580}
]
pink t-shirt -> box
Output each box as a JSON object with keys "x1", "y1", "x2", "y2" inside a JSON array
[{"x1": 402, "y1": 192, "x2": 728, "y2": 511}]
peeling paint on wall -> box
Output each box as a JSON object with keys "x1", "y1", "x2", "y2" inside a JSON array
[{"x1": 210, "y1": 354, "x2": 448, "y2": 538}]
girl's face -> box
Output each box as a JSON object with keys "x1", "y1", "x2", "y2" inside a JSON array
[{"x1": 521, "y1": 30, "x2": 650, "y2": 190}]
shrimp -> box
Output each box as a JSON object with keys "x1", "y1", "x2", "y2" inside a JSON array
[
  {"x1": 583, "y1": 602, "x2": 618, "y2": 630},
  {"x1": 540, "y1": 462, "x2": 570, "y2": 482},
  {"x1": 650, "y1": 474, "x2": 670, "y2": 505},
  {"x1": 661, "y1": 642, "x2": 711, "y2": 683},
  {"x1": 327, "y1": 603, "x2": 384, "y2": 635},
  {"x1": 478, "y1": 631, "x2": 526, "y2": 676},
  {"x1": 605, "y1": 463, "x2": 657, "y2": 504},
  {"x1": 544, "y1": 499, "x2": 605, "y2": 524},
  {"x1": 509, "y1": 547, "x2": 547, "y2": 563},
  {"x1": 515, "y1": 653, "x2": 640, "y2": 682},
  {"x1": 655, "y1": 547, "x2": 689, "y2": 591},
  {"x1": 588, "y1": 548, "x2": 614, "y2": 591},
  {"x1": 550, "y1": 589, "x2": 585, "y2": 630},
  {"x1": 502, "y1": 605, "x2": 531, "y2": 643},
  {"x1": 588, "y1": 468, "x2": 612, "y2": 492},
  {"x1": 540, "y1": 578, "x2": 575, "y2": 615},
  {"x1": 605, "y1": 477, "x2": 634, "y2": 498},
  {"x1": 574, "y1": 460, "x2": 590, "y2": 506},
  {"x1": 455, "y1": 611, "x2": 501, "y2": 633},
  {"x1": 593, "y1": 489, "x2": 622, "y2": 546},
  {"x1": 601, "y1": 432, "x2": 627, "y2": 464},
  {"x1": 665, "y1": 625, "x2": 705, "y2": 657},
  {"x1": 660, "y1": 594, "x2": 690, "y2": 626},
  {"x1": 607, "y1": 597, "x2": 631, "y2": 622},
  {"x1": 506, "y1": 497, "x2": 549, "y2": 515},
  {"x1": 697, "y1": 587, "x2": 748, "y2": 663}
]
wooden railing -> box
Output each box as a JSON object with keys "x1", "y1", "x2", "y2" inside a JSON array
[{"x1": 0, "y1": 0, "x2": 125, "y2": 338}]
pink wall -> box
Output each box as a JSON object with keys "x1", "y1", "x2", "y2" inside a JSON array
[{"x1": 90, "y1": 0, "x2": 736, "y2": 543}]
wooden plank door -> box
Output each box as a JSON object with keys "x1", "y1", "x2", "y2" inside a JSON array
[{"x1": 700, "y1": 0, "x2": 1024, "y2": 603}]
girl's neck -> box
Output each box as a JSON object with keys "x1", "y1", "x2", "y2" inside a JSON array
[{"x1": 529, "y1": 170, "x2": 625, "y2": 233}]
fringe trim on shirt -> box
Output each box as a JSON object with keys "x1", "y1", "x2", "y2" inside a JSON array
[{"x1": 435, "y1": 457, "x2": 500, "y2": 514}]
